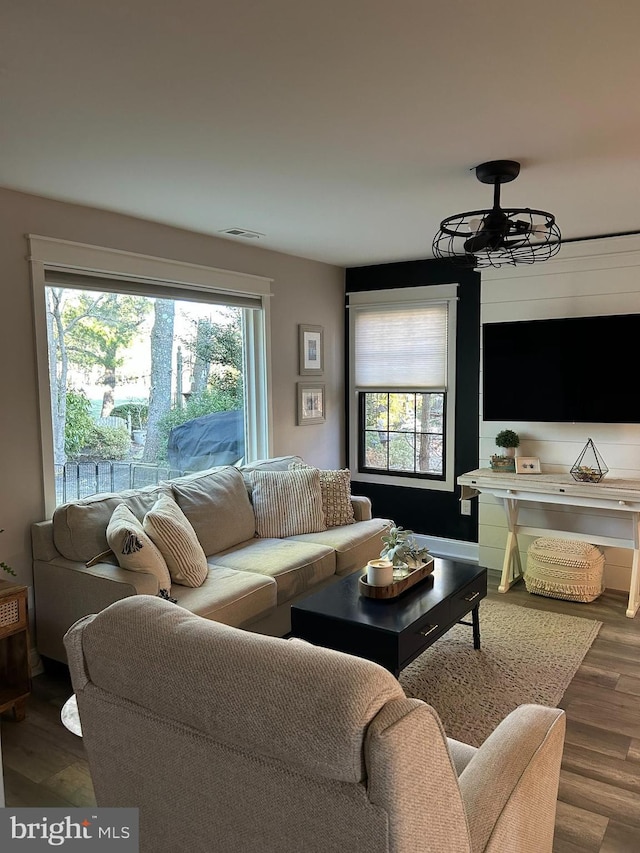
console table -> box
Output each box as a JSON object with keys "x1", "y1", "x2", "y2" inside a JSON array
[{"x1": 458, "y1": 469, "x2": 640, "y2": 618}]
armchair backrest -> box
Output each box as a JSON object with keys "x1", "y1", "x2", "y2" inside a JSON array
[{"x1": 64, "y1": 596, "x2": 471, "y2": 853}]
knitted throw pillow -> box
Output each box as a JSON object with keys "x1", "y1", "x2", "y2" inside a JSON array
[
  {"x1": 106, "y1": 503, "x2": 172, "y2": 593},
  {"x1": 143, "y1": 494, "x2": 208, "y2": 588},
  {"x1": 250, "y1": 468, "x2": 326, "y2": 538},
  {"x1": 289, "y1": 463, "x2": 355, "y2": 528}
]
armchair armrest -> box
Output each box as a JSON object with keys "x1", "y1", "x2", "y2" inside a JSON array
[{"x1": 458, "y1": 704, "x2": 565, "y2": 853}]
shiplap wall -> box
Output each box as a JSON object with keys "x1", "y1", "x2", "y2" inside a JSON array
[{"x1": 480, "y1": 234, "x2": 640, "y2": 592}]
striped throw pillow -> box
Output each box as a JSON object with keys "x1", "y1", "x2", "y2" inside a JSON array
[
  {"x1": 250, "y1": 468, "x2": 326, "y2": 538},
  {"x1": 143, "y1": 494, "x2": 208, "y2": 588},
  {"x1": 289, "y1": 463, "x2": 355, "y2": 528}
]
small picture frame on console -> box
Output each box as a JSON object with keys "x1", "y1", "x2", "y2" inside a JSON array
[{"x1": 515, "y1": 456, "x2": 541, "y2": 475}]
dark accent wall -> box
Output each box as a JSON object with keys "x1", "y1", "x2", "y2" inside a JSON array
[{"x1": 346, "y1": 259, "x2": 480, "y2": 542}]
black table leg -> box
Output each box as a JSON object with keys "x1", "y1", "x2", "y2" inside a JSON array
[{"x1": 472, "y1": 604, "x2": 481, "y2": 649}]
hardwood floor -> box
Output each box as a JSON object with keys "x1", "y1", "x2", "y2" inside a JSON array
[{"x1": 1, "y1": 572, "x2": 639, "y2": 851}]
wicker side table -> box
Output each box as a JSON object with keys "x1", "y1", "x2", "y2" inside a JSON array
[{"x1": 0, "y1": 579, "x2": 31, "y2": 721}]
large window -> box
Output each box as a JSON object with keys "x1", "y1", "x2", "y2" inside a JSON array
[
  {"x1": 348, "y1": 285, "x2": 457, "y2": 491},
  {"x1": 30, "y1": 237, "x2": 272, "y2": 513}
]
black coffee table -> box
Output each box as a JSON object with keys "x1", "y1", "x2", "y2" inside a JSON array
[{"x1": 291, "y1": 558, "x2": 487, "y2": 676}]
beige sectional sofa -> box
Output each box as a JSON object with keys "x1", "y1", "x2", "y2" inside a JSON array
[{"x1": 32, "y1": 456, "x2": 390, "y2": 662}]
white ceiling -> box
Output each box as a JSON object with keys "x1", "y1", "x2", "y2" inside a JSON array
[{"x1": 3, "y1": 1, "x2": 640, "y2": 267}]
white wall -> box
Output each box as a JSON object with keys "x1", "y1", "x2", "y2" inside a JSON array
[{"x1": 479, "y1": 235, "x2": 640, "y2": 592}]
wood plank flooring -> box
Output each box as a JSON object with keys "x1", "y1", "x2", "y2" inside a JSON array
[{"x1": 1, "y1": 571, "x2": 639, "y2": 851}]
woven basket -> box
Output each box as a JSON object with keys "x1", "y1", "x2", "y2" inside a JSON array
[{"x1": 525, "y1": 537, "x2": 604, "y2": 603}]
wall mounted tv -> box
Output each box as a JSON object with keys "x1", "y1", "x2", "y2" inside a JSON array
[{"x1": 483, "y1": 313, "x2": 640, "y2": 423}]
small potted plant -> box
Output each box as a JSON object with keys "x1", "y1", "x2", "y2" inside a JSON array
[
  {"x1": 495, "y1": 429, "x2": 520, "y2": 457},
  {"x1": 491, "y1": 430, "x2": 520, "y2": 472},
  {"x1": 1, "y1": 529, "x2": 16, "y2": 577},
  {"x1": 380, "y1": 526, "x2": 429, "y2": 576}
]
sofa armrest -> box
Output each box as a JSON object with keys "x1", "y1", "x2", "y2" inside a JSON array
[
  {"x1": 33, "y1": 558, "x2": 160, "y2": 663},
  {"x1": 32, "y1": 520, "x2": 60, "y2": 562},
  {"x1": 351, "y1": 495, "x2": 372, "y2": 521},
  {"x1": 37, "y1": 556, "x2": 160, "y2": 595},
  {"x1": 458, "y1": 704, "x2": 565, "y2": 853}
]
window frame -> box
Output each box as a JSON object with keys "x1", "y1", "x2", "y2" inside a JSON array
[
  {"x1": 358, "y1": 390, "x2": 447, "y2": 480},
  {"x1": 29, "y1": 235, "x2": 273, "y2": 517},
  {"x1": 348, "y1": 284, "x2": 458, "y2": 492}
]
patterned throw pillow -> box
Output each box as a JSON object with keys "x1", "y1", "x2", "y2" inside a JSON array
[
  {"x1": 289, "y1": 462, "x2": 355, "y2": 528},
  {"x1": 143, "y1": 494, "x2": 208, "y2": 588},
  {"x1": 105, "y1": 503, "x2": 172, "y2": 592},
  {"x1": 250, "y1": 468, "x2": 326, "y2": 538}
]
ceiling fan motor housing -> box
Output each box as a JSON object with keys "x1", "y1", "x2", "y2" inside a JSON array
[{"x1": 475, "y1": 160, "x2": 521, "y2": 185}]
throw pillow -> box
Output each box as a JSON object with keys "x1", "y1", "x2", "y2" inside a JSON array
[
  {"x1": 143, "y1": 494, "x2": 208, "y2": 588},
  {"x1": 250, "y1": 468, "x2": 326, "y2": 538},
  {"x1": 106, "y1": 503, "x2": 172, "y2": 593},
  {"x1": 289, "y1": 462, "x2": 355, "y2": 528}
]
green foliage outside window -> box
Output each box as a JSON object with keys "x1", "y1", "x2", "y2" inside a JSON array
[
  {"x1": 81, "y1": 425, "x2": 131, "y2": 461},
  {"x1": 110, "y1": 402, "x2": 149, "y2": 430},
  {"x1": 64, "y1": 390, "x2": 95, "y2": 457}
]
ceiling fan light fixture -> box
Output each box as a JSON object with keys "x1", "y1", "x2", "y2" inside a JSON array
[{"x1": 432, "y1": 160, "x2": 561, "y2": 268}]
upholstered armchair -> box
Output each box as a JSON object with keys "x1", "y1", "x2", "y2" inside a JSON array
[{"x1": 64, "y1": 596, "x2": 565, "y2": 853}]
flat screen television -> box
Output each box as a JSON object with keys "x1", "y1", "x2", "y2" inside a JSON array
[{"x1": 483, "y1": 314, "x2": 640, "y2": 423}]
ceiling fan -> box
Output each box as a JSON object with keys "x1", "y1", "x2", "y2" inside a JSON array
[{"x1": 432, "y1": 160, "x2": 561, "y2": 268}]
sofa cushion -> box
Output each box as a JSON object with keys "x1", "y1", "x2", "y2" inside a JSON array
[
  {"x1": 106, "y1": 503, "x2": 172, "y2": 592},
  {"x1": 143, "y1": 494, "x2": 208, "y2": 588},
  {"x1": 251, "y1": 468, "x2": 326, "y2": 539},
  {"x1": 52, "y1": 483, "x2": 169, "y2": 563},
  {"x1": 170, "y1": 466, "x2": 256, "y2": 555},
  {"x1": 211, "y1": 538, "x2": 336, "y2": 605},
  {"x1": 237, "y1": 455, "x2": 304, "y2": 496},
  {"x1": 290, "y1": 517, "x2": 392, "y2": 576},
  {"x1": 172, "y1": 566, "x2": 277, "y2": 627},
  {"x1": 290, "y1": 463, "x2": 355, "y2": 528}
]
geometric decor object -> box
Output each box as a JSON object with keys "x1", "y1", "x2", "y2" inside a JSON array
[
  {"x1": 432, "y1": 160, "x2": 561, "y2": 269},
  {"x1": 570, "y1": 438, "x2": 609, "y2": 483}
]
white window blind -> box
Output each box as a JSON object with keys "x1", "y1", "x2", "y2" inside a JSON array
[{"x1": 354, "y1": 302, "x2": 448, "y2": 389}]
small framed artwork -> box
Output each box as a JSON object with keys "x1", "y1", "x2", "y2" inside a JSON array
[
  {"x1": 297, "y1": 382, "x2": 325, "y2": 425},
  {"x1": 515, "y1": 456, "x2": 542, "y2": 475},
  {"x1": 299, "y1": 324, "x2": 324, "y2": 375}
]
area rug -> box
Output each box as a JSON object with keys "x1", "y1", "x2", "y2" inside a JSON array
[{"x1": 398, "y1": 598, "x2": 601, "y2": 747}]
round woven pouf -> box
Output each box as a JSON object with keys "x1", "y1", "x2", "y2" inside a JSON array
[{"x1": 525, "y1": 537, "x2": 604, "y2": 603}]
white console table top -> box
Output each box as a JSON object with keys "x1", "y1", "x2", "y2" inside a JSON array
[{"x1": 458, "y1": 469, "x2": 640, "y2": 618}]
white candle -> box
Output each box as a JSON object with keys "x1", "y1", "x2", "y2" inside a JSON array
[{"x1": 367, "y1": 559, "x2": 394, "y2": 586}]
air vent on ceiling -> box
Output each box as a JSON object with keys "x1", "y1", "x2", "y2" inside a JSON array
[{"x1": 219, "y1": 227, "x2": 265, "y2": 239}]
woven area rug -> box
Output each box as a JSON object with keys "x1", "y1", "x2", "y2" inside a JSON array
[{"x1": 398, "y1": 598, "x2": 602, "y2": 747}]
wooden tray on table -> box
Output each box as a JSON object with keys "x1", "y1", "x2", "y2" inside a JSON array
[{"x1": 358, "y1": 556, "x2": 435, "y2": 600}]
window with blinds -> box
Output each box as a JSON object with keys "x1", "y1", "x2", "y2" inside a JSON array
[
  {"x1": 348, "y1": 286, "x2": 457, "y2": 490},
  {"x1": 29, "y1": 236, "x2": 272, "y2": 513}
]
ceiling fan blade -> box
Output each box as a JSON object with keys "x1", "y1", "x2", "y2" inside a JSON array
[{"x1": 463, "y1": 231, "x2": 495, "y2": 253}]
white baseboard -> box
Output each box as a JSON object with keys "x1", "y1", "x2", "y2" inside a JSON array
[{"x1": 414, "y1": 533, "x2": 479, "y2": 564}]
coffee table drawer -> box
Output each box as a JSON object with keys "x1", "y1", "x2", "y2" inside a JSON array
[
  {"x1": 450, "y1": 573, "x2": 487, "y2": 623},
  {"x1": 398, "y1": 599, "x2": 451, "y2": 664}
]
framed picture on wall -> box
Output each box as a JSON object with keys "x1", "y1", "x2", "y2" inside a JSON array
[
  {"x1": 299, "y1": 324, "x2": 324, "y2": 375},
  {"x1": 297, "y1": 382, "x2": 325, "y2": 425}
]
